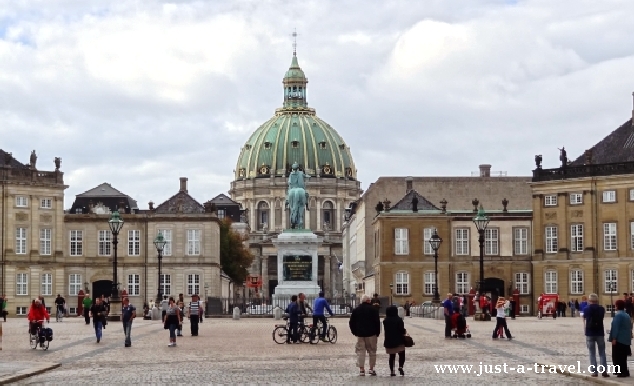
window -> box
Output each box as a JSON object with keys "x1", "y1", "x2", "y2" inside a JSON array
[
  {"x1": 158, "y1": 229, "x2": 172, "y2": 256},
  {"x1": 603, "y1": 223, "x2": 617, "y2": 251},
  {"x1": 455, "y1": 229, "x2": 469, "y2": 255},
  {"x1": 319, "y1": 141, "x2": 326, "y2": 149},
  {"x1": 264, "y1": 142, "x2": 271, "y2": 149},
  {"x1": 571, "y1": 269, "x2": 584, "y2": 294},
  {"x1": 570, "y1": 193, "x2": 583, "y2": 204},
  {"x1": 519, "y1": 304, "x2": 529, "y2": 314},
  {"x1": 16, "y1": 307, "x2": 27, "y2": 315},
  {"x1": 128, "y1": 230, "x2": 141, "y2": 256},
  {"x1": 16, "y1": 273, "x2": 28, "y2": 295},
  {"x1": 322, "y1": 201, "x2": 335, "y2": 230},
  {"x1": 571, "y1": 224, "x2": 583, "y2": 252},
  {"x1": 544, "y1": 195, "x2": 557, "y2": 206},
  {"x1": 15, "y1": 227, "x2": 29, "y2": 255},
  {"x1": 485, "y1": 228, "x2": 499, "y2": 255},
  {"x1": 128, "y1": 274, "x2": 140, "y2": 296},
  {"x1": 604, "y1": 269, "x2": 617, "y2": 293},
  {"x1": 394, "y1": 228, "x2": 409, "y2": 255},
  {"x1": 187, "y1": 229, "x2": 201, "y2": 256},
  {"x1": 98, "y1": 230, "x2": 111, "y2": 256},
  {"x1": 291, "y1": 141, "x2": 299, "y2": 148},
  {"x1": 257, "y1": 201, "x2": 269, "y2": 230},
  {"x1": 603, "y1": 190, "x2": 616, "y2": 203},
  {"x1": 423, "y1": 227, "x2": 437, "y2": 255},
  {"x1": 37, "y1": 228, "x2": 51, "y2": 256},
  {"x1": 40, "y1": 198, "x2": 52, "y2": 209},
  {"x1": 513, "y1": 228, "x2": 528, "y2": 255},
  {"x1": 424, "y1": 272, "x2": 435, "y2": 295},
  {"x1": 545, "y1": 270, "x2": 557, "y2": 294},
  {"x1": 68, "y1": 307, "x2": 77, "y2": 315},
  {"x1": 395, "y1": 272, "x2": 409, "y2": 295},
  {"x1": 456, "y1": 272, "x2": 469, "y2": 294},
  {"x1": 16, "y1": 196, "x2": 27, "y2": 207},
  {"x1": 41, "y1": 273, "x2": 52, "y2": 296},
  {"x1": 631, "y1": 222, "x2": 634, "y2": 250},
  {"x1": 217, "y1": 209, "x2": 225, "y2": 220},
  {"x1": 70, "y1": 230, "x2": 83, "y2": 256},
  {"x1": 69, "y1": 274, "x2": 81, "y2": 296},
  {"x1": 75, "y1": 208, "x2": 83, "y2": 214},
  {"x1": 160, "y1": 274, "x2": 171, "y2": 296},
  {"x1": 606, "y1": 304, "x2": 615, "y2": 313},
  {"x1": 630, "y1": 189, "x2": 634, "y2": 201},
  {"x1": 515, "y1": 273, "x2": 530, "y2": 295},
  {"x1": 545, "y1": 226, "x2": 558, "y2": 254},
  {"x1": 187, "y1": 274, "x2": 200, "y2": 295}
]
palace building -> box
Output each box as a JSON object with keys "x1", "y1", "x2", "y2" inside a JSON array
[{"x1": 229, "y1": 49, "x2": 361, "y2": 299}]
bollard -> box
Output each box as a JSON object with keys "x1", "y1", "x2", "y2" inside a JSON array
[
  {"x1": 0, "y1": 321, "x2": 2, "y2": 350},
  {"x1": 273, "y1": 307, "x2": 283, "y2": 320},
  {"x1": 397, "y1": 307, "x2": 405, "y2": 319},
  {"x1": 232, "y1": 307, "x2": 241, "y2": 321}
]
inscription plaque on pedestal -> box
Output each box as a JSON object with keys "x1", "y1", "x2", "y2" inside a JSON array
[{"x1": 282, "y1": 255, "x2": 312, "y2": 281}]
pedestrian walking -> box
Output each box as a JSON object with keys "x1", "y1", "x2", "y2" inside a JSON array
[
  {"x1": 584, "y1": 293, "x2": 609, "y2": 378},
  {"x1": 404, "y1": 301, "x2": 411, "y2": 318},
  {"x1": 609, "y1": 300, "x2": 632, "y2": 377},
  {"x1": 177, "y1": 301, "x2": 184, "y2": 336},
  {"x1": 121, "y1": 297, "x2": 136, "y2": 347},
  {"x1": 349, "y1": 294, "x2": 381, "y2": 376},
  {"x1": 187, "y1": 294, "x2": 200, "y2": 336},
  {"x1": 491, "y1": 297, "x2": 512, "y2": 340},
  {"x1": 383, "y1": 306, "x2": 406, "y2": 376},
  {"x1": 443, "y1": 293, "x2": 453, "y2": 339},
  {"x1": 90, "y1": 297, "x2": 107, "y2": 343},
  {"x1": 1, "y1": 295, "x2": 7, "y2": 322},
  {"x1": 83, "y1": 294, "x2": 92, "y2": 325},
  {"x1": 164, "y1": 297, "x2": 181, "y2": 347},
  {"x1": 371, "y1": 294, "x2": 381, "y2": 311}
]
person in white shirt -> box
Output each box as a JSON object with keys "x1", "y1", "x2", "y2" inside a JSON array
[
  {"x1": 198, "y1": 295, "x2": 205, "y2": 323},
  {"x1": 491, "y1": 296, "x2": 512, "y2": 340}
]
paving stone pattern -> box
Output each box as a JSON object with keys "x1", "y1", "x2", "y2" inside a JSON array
[{"x1": 0, "y1": 316, "x2": 619, "y2": 384}]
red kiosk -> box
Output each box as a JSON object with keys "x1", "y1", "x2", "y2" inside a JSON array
[
  {"x1": 537, "y1": 293, "x2": 559, "y2": 318},
  {"x1": 246, "y1": 275, "x2": 262, "y2": 296}
]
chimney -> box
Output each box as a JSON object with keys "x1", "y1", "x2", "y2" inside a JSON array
[
  {"x1": 405, "y1": 176, "x2": 413, "y2": 194},
  {"x1": 479, "y1": 164, "x2": 491, "y2": 177},
  {"x1": 584, "y1": 149, "x2": 593, "y2": 165},
  {"x1": 179, "y1": 177, "x2": 188, "y2": 193}
]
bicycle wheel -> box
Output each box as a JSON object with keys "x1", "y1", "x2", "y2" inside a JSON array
[
  {"x1": 299, "y1": 327, "x2": 311, "y2": 343},
  {"x1": 309, "y1": 327, "x2": 321, "y2": 344},
  {"x1": 327, "y1": 326, "x2": 337, "y2": 344},
  {"x1": 273, "y1": 326, "x2": 288, "y2": 344},
  {"x1": 29, "y1": 334, "x2": 37, "y2": 350}
]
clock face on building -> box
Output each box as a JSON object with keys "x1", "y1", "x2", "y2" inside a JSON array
[
  {"x1": 260, "y1": 166, "x2": 269, "y2": 174},
  {"x1": 323, "y1": 166, "x2": 331, "y2": 175}
]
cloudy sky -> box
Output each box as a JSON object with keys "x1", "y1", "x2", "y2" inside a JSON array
[{"x1": 2, "y1": 0, "x2": 634, "y2": 208}]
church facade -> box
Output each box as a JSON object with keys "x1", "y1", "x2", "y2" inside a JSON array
[{"x1": 229, "y1": 50, "x2": 362, "y2": 298}]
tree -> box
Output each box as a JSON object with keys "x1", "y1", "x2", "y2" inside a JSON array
[{"x1": 219, "y1": 218, "x2": 253, "y2": 284}]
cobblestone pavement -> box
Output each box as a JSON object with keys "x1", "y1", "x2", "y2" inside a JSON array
[{"x1": 0, "y1": 315, "x2": 621, "y2": 384}]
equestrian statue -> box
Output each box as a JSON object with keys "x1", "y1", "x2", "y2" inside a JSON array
[{"x1": 285, "y1": 162, "x2": 310, "y2": 229}]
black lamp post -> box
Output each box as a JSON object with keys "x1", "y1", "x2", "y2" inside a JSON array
[
  {"x1": 610, "y1": 284, "x2": 615, "y2": 317},
  {"x1": 108, "y1": 210, "x2": 125, "y2": 321},
  {"x1": 389, "y1": 283, "x2": 393, "y2": 306},
  {"x1": 429, "y1": 230, "x2": 443, "y2": 304},
  {"x1": 472, "y1": 205, "x2": 490, "y2": 319},
  {"x1": 154, "y1": 233, "x2": 167, "y2": 304}
]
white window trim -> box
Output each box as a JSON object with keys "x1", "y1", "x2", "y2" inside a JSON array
[
  {"x1": 395, "y1": 271, "x2": 410, "y2": 296},
  {"x1": 456, "y1": 272, "x2": 469, "y2": 294},
  {"x1": 630, "y1": 189, "x2": 634, "y2": 202},
  {"x1": 544, "y1": 270, "x2": 557, "y2": 294},
  {"x1": 41, "y1": 273, "x2": 52, "y2": 296},
  {"x1": 40, "y1": 228, "x2": 51, "y2": 256},
  {"x1": 69, "y1": 230, "x2": 83, "y2": 256},
  {"x1": 98, "y1": 230, "x2": 111, "y2": 256},
  {"x1": 570, "y1": 269, "x2": 584, "y2": 295},
  {"x1": 160, "y1": 274, "x2": 171, "y2": 296},
  {"x1": 16, "y1": 227, "x2": 27, "y2": 255},
  {"x1": 544, "y1": 195, "x2": 557, "y2": 206},
  {"x1": 394, "y1": 228, "x2": 409, "y2": 255},
  {"x1": 16, "y1": 273, "x2": 28, "y2": 296},
  {"x1": 128, "y1": 274, "x2": 141, "y2": 296},
  {"x1": 423, "y1": 227, "x2": 436, "y2": 255},
  {"x1": 69, "y1": 274, "x2": 81, "y2": 296},
  {"x1": 16, "y1": 196, "x2": 28, "y2": 207},
  {"x1": 519, "y1": 304, "x2": 530, "y2": 314},
  {"x1": 128, "y1": 230, "x2": 141, "y2": 256},
  {"x1": 485, "y1": 228, "x2": 499, "y2": 256},
  {"x1": 604, "y1": 269, "x2": 617, "y2": 294},
  {"x1": 545, "y1": 226, "x2": 558, "y2": 254},
  {"x1": 570, "y1": 193, "x2": 583, "y2": 204},
  {"x1": 423, "y1": 271, "x2": 435, "y2": 295},
  {"x1": 603, "y1": 223, "x2": 617, "y2": 251},
  {"x1": 187, "y1": 274, "x2": 201, "y2": 296},
  {"x1": 186, "y1": 229, "x2": 201, "y2": 256},
  {"x1": 455, "y1": 228, "x2": 469, "y2": 256},
  {"x1": 40, "y1": 198, "x2": 52, "y2": 209},
  {"x1": 513, "y1": 228, "x2": 528, "y2": 255},
  {"x1": 603, "y1": 190, "x2": 616, "y2": 203},
  {"x1": 158, "y1": 229, "x2": 172, "y2": 256},
  {"x1": 571, "y1": 224, "x2": 583, "y2": 252},
  {"x1": 515, "y1": 273, "x2": 530, "y2": 295}
]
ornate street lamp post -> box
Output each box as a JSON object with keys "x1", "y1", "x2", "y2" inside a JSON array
[
  {"x1": 429, "y1": 230, "x2": 443, "y2": 304},
  {"x1": 154, "y1": 233, "x2": 167, "y2": 304},
  {"x1": 472, "y1": 205, "x2": 490, "y2": 320},
  {"x1": 610, "y1": 283, "x2": 615, "y2": 317},
  {"x1": 108, "y1": 210, "x2": 125, "y2": 321}
]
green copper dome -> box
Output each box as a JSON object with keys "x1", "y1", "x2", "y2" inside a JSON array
[{"x1": 235, "y1": 54, "x2": 356, "y2": 181}]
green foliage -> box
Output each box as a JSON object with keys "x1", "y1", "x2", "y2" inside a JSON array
[{"x1": 219, "y1": 218, "x2": 253, "y2": 283}]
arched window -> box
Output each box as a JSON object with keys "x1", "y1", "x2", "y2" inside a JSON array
[
  {"x1": 257, "y1": 201, "x2": 269, "y2": 230},
  {"x1": 322, "y1": 201, "x2": 335, "y2": 230}
]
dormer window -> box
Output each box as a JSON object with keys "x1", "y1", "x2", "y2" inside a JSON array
[
  {"x1": 238, "y1": 168, "x2": 246, "y2": 177},
  {"x1": 245, "y1": 144, "x2": 252, "y2": 150},
  {"x1": 264, "y1": 142, "x2": 272, "y2": 149},
  {"x1": 339, "y1": 144, "x2": 345, "y2": 150},
  {"x1": 292, "y1": 141, "x2": 299, "y2": 148},
  {"x1": 319, "y1": 142, "x2": 326, "y2": 149}
]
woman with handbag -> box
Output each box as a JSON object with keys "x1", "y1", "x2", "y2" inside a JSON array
[
  {"x1": 383, "y1": 306, "x2": 407, "y2": 376},
  {"x1": 163, "y1": 297, "x2": 181, "y2": 347}
]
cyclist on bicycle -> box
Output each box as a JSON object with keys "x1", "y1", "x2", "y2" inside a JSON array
[
  {"x1": 55, "y1": 294, "x2": 65, "y2": 320},
  {"x1": 312, "y1": 292, "x2": 333, "y2": 342},
  {"x1": 28, "y1": 299, "x2": 50, "y2": 336}
]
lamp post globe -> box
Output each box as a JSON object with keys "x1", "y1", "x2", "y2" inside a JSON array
[
  {"x1": 107, "y1": 210, "x2": 124, "y2": 321},
  {"x1": 429, "y1": 230, "x2": 443, "y2": 304},
  {"x1": 154, "y1": 233, "x2": 168, "y2": 304},
  {"x1": 472, "y1": 205, "x2": 489, "y2": 321}
]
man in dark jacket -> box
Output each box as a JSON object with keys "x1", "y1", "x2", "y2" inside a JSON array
[
  {"x1": 349, "y1": 294, "x2": 381, "y2": 376},
  {"x1": 583, "y1": 293, "x2": 609, "y2": 378},
  {"x1": 298, "y1": 293, "x2": 312, "y2": 327},
  {"x1": 284, "y1": 295, "x2": 302, "y2": 343}
]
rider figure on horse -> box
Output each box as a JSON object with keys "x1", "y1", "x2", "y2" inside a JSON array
[{"x1": 285, "y1": 162, "x2": 310, "y2": 229}]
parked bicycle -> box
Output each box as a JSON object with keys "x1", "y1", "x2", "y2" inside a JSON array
[
  {"x1": 272, "y1": 317, "x2": 311, "y2": 344},
  {"x1": 309, "y1": 317, "x2": 337, "y2": 344},
  {"x1": 29, "y1": 320, "x2": 53, "y2": 350}
]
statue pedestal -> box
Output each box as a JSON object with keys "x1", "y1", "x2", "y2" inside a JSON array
[{"x1": 272, "y1": 229, "x2": 322, "y2": 299}]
